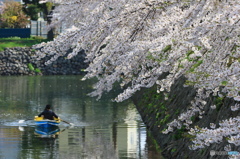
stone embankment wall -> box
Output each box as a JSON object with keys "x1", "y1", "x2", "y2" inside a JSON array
[
  {"x1": 132, "y1": 76, "x2": 240, "y2": 159},
  {"x1": 0, "y1": 47, "x2": 88, "y2": 75}
]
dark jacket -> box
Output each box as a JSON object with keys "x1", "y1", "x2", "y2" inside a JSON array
[{"x1": 38, "y1": 109, "x2": 58, "y2": 120}]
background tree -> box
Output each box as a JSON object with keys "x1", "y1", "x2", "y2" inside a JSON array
[
  {"x1": 22, "y1": 0, "x2": 53, "y2": 20},
  {"x1": 0, "y1": 1, "x2": 29, "y2": 28},
  {"x1": 0, "y1": 2, "x2": 4, "y2": 15}
]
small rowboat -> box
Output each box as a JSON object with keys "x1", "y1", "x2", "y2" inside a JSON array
[
  {"x1": 35, "y1": 125, "x2": 60, "y2": 137},
  {"x1": 35, "y1": 125, "x2": 60, "y2": 136},
  {"x1": 34, "y1": 116, "x2": 61, "y2": 127}
]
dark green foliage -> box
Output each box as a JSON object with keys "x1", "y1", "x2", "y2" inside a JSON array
[
  {"x1": 173, "y1": 126, "x2": 186, "y2": 140},
  {"x1": 188, "y1": 60, "x2": 203, "y2": 72},
  {"x1": 147, "y1": 131, "x2": 162, "y2": 153},
  {"x1": 214, "y1": 96, "x2": 224, "y2": 111},
  {"x1": 162, "y1": 45, "x2": 172, "y2": 52},
  {"x1": 35, "y1": 68, "x2": 41, "y2": 73},
  {"x1": 221, "y1": 81, "x2": 228, "y2": 86},
  {"x1": 28, "y1": 63, "x2": 35, "y2": 71},
  {"x1": 171, "y1": 148, "x2": 177, "y2": 153},
  {"x1": 186, "y1": 50, "x2": 194, "y2": 57},
  {"x1": 158, "y1": 114, "x2": 170, "y2": 125},
  {"x1": 146, "y1": 51, "x2": 168, "y2": 63},
  {"x1": 22, "y1": 0, "x2": 53, "y2": 20},
  {"x1": 28, "y1": 63, "x2": 41, "y2": 73},
  {"x1": 25, "y1": 4, "x2": 40, "y2": 20},
  {"x1": 175, "y1": 109, "x2": 180, "y2": 115}
]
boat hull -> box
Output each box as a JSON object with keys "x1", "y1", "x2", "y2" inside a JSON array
[
  {"x1": 35, "y1": 120, "x2": 60, "y2": 127},
  {"x1": 34, "y1": 116, "x2": 61, "y2": 137},
  {"x1": 35, "y1": 125, "x2": 60, "y2": 136},
  {"x1": 34, "y1": 116, "x2": 61, "y2": 127}
]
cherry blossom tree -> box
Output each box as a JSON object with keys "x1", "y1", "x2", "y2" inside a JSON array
[{"x1": 34, "y1": 0, "x2": 240, "y2": 152}]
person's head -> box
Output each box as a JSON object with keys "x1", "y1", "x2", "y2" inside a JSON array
[{"x1": 45, "y1": 104, "x2": 51, "y2": 110}]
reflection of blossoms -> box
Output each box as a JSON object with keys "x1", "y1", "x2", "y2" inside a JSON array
[{"x1": 33, "y1": 0, "x2": 240, "y2": 151}]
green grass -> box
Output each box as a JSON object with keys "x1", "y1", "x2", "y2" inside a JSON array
[{"x1": 0, "y1": 37, "x2": 48, "y2": 51}]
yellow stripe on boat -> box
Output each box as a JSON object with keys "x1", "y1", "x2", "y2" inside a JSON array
[{"x1": 34, "y1": 116, "x2": 61, "y2": 123}]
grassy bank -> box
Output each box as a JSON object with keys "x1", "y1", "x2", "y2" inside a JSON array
[{"x1": 0, "y1": 37, "x2": 48, "y2": 51}]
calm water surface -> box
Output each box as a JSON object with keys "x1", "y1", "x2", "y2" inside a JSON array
[{"x1": 0, "y1": 76, "x2": 162, "y2": 159}]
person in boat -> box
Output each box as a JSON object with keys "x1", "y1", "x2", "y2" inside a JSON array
[{"x1": 38, "y1": 104, "x2": 58, "y2": 120}]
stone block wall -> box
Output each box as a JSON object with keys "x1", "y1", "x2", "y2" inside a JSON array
[{"x1": 0, "y1": 47, "x2": 88, "y2": 76}]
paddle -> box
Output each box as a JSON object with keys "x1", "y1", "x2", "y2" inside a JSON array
[
  {"x1": 61, "y1": 119, "x2": 74, "y2": 126},
  {"x1": 18, "y1": 119, "x2": 32, "y2": 123},
  {"x1": 19, "y1": 118, "x2": 74, "y2": 126}
]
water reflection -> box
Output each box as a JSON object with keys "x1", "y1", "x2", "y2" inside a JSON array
[
  {"x1": 34, "y1": 125, "x2": 60, "y2": 137},
  {"x1": 0, "y1": 76, "x2": 163, "y2": 159}
]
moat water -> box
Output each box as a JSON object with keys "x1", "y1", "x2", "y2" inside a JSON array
[{"x1": 0, "y1": 75, "x2": 163, "y2": 159}]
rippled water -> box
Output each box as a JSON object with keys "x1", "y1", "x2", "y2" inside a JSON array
[{"x1": 0, "y1": 76, "x2": 162, "y2": 159}]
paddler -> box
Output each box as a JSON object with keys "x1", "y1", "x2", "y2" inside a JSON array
[{"x1": 38, "y1": 104, "x2": 59, "y2": 120}]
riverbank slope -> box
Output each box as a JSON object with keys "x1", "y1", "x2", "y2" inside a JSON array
[{"x1": 132, "y1": 76, "x2": 240, "y2": 159}]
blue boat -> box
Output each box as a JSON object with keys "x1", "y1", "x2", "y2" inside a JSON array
[
  {"x1": 34, "y1": 116, "x2": 61, "y2": 128},
  {"x1": 35, "y1": 125, "x2": 60, "y2": 136},
  {"x1": 34, "y1": 116, "x2": 61, "y2": 137}
]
